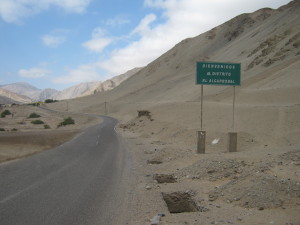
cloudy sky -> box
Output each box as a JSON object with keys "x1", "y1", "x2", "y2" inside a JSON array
[{"x1": 0, "y1": 0, "x2": 291, "y2": 90}]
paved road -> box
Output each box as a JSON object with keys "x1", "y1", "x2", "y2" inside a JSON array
[{"x1": 0, "y1": 116, "x2": 133, "y2": 225}]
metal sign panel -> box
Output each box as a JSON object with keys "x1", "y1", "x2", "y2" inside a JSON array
[{"x1": 196, "y1": 61, "x2": 241, "y2": 86}]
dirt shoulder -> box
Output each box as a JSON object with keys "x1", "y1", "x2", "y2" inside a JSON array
[
  {"x1": 0, "y1": 130, "x2": 80, "y2": 163},
  {"x1": 0, "y1": 104, "x2": 101, "y2": 163}
]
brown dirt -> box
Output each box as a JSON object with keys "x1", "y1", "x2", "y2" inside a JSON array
[{"x1": 0, "y1": 104, "x2": 100, "y2": 163}]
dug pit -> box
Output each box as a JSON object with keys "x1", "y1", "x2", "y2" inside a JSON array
[
  {"x1": 147, "y1": 159, "x2": 162, "y2": 164},
  {"x1": 162, "y1": 191, "x2": 200, "y2": 213},
  {"x1": 154, "y1": 174, "x2": 177, "y2": 183}
]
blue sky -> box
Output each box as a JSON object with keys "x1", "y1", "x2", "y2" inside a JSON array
[{"x1": 0, "y1": 0, "x2": 291, "y2": 90}]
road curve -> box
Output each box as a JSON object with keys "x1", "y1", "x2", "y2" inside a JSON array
[{"x1": 0, "y1": 116, "x2": 133, "y2": 225}]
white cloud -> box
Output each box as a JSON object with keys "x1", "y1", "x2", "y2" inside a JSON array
[
  {"x1": 19, "y1": 67, "x2": 51, "y2": 78},
  {"x1": 0, "y1": 0, "x2": 92, "y2": 23},
  {"x1": 91, "y1": 27, "x2": 107, "y2": 38},
  {"x1": 105, "y1": 15, "x2": 130, "y2": 27},
  {"x1": 56, "y1": 0, "x2": 93, "y2": 13},
  {"x1": 131, "y1": 14, "x2": 156, "y2": 36},
  {"x1": 98, "y1": 0, "x2": 291, "y2": 76},
  {"x1": 53, "y1": 64, "x2": 101, "y2": 84},
  {"x1": 42, "y1": 35, "x2": 66, "y2": 48},
  {"x1": 83, "y1": 38, "x2": 112, "y2": 53},
  {"x1": 42, "y1": 29, "x2": 69, "y2": 47},
  {"x1": 83, "y1": 27, "x2": 112, "y2": 53}
]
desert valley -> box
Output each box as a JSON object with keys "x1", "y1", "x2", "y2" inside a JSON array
[{"x1": 1, "y1": 1, "x2": 300, "y2": 224}]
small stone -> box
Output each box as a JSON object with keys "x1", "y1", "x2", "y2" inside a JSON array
[
  {"x1": 209, "y1": 194, "x2": 216, "y2": 201},
  {"x1": 258, "y1": 206, "x2": 264, "y2": 210},
  {"x1": 207, "y1": 169, "x2": 216, "y2": 174},
  {"x1": 145, "y1": 185, "x2": 152, "y2": 190}
]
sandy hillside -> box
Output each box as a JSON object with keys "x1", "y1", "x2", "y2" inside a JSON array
[{"x1": 2, "y1": 0, "x2": 299, "y2": 224}]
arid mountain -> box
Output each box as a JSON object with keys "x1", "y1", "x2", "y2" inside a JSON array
[
  {"x1": 0, "y1": 82, "x2": 59, "y2": 102},
  {"x1": 0, "y1": 88, "x2": 32, "y2": 104},
  {"x1": 1, "y1": 82, "x2": 40, "y2": 100},
  {"x1": 53, "y1": 67, "x2": 141, "y2": 100},
  {"x1": 81, "y1": 67, "x2": 142, "y2": 97},
  {"x1": 77, "y1": 0, "x2": 299, "y2": 106},
  {"x1": 53, "y1": 82, "x2": 100, "y2": 100},
  {"x1": 0, "y1": 68, "x2": 140, "y2": 102},
  {"x1": 34, "y1": 88, "x2": 59, "y2": 101}
]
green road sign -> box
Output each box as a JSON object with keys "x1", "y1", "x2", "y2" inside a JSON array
[{"x1": 196, "y1": 61, "x2": 241, "y2": 86}]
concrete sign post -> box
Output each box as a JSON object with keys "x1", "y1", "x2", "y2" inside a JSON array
[
  {"x1": 196, "y1": 61, "x2": 241, "y2": 153},
  {"x1": 197, "y1": 131, "x2": 206, "y2": 154}
]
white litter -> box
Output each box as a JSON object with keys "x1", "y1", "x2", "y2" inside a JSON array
[
  {"x1": 150, "y1": 215, "x2": 161, "y2": 225},
  {"x1": 212, "y1": 138, "x2": 220, "y2": 145}
]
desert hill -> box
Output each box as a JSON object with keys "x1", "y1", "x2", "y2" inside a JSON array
[{"x1": 61, "y1": 0, "x2": 300, "y2": 113}]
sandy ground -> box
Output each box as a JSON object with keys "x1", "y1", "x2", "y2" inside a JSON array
[
  {"x1": 0, "y1": 104, "x2": 100, "y2": 163},
  {"x1": 117, "y1": 101, "x2": 300, "y2": 225}
]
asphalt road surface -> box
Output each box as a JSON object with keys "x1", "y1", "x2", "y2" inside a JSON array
[{"x1": 0, "y1": 116, "x2": 133, "y2": 225}]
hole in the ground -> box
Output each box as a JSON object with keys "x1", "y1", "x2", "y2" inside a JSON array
[
  {"x1": 162, "y1": 191, "x2": 199, "y2": 213},
  {"x1": 147, "y1": 159, "x2": 162, "y2": 164},
  {"x1": 154, "y1": 174, "x2": 177, "y2": 183}
]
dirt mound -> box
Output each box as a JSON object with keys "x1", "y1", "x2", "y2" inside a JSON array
[
  {"x1": 209, "y1": 173, "x2": 300, "y2": 209},
  {"x1": 178, "y1": 158, "x2": 270, "y2": 181},
  {"x1": 279, "y1": 150, "x2": 300, "y2": 164}
]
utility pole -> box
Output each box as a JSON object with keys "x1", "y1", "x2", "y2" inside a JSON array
[{"x1": 104, "y1": 101, "x2": 107, "y2": 115}]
